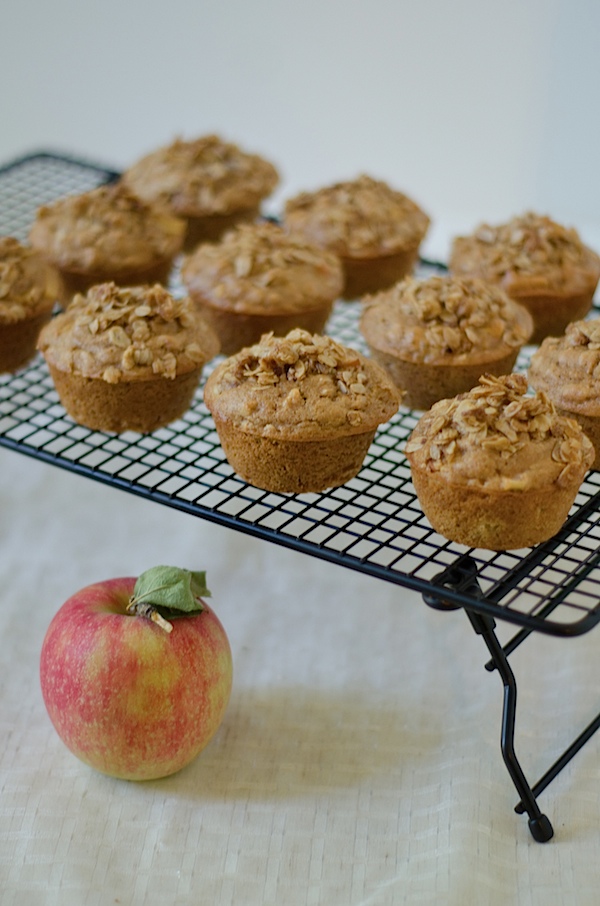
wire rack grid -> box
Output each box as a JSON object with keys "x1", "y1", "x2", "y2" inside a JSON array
[{"x1": 2, "y1": 151, "x2": 600, "y2": 637}]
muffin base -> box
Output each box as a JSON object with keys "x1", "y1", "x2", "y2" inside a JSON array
[
  {"x1": 410, "y1": 466, "x2": 584, "y2": 551},
  {"x1": 193, "y1": 300, "x2": 334, "y2": 356},
  {"x1": 0, "y1": 311, "x2": 53, "y2": 373},
  {"x1": 48, "y1": 364, "x2": 202, "y2": 433},
  {"x1": 212, "y1": 417, "x2": 377, "y2": 493},
  {"x1": 182, "y1": 207, "x2": 261, "y2": 252},
  {"x1": 368, "y1": 348, "x2": 521, "y2": 411},
  {"x1": 340, "y1": 246, "x2": 420, "y2": 300},
  {"x1": 510, "y1": 288, "x2": 595, "y2": 345},
  {"x1": 57, "y1": 259, "x2": 176, "y2": 307}
]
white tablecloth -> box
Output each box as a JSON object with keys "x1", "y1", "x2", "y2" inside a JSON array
[{"x1": 1, "y1": 446, "x2": 600, "y2": 905}]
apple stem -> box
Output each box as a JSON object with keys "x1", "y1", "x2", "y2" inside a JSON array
[{"x1": 126, "y1": 599, "x2": 174, "y2": 633}]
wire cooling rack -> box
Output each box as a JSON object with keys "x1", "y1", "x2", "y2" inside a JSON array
[{"x1": 2, "y1": 151, "x2": 600, "y2": 636}]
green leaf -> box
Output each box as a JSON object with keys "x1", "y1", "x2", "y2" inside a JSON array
[{"x1": 131, "y1": 566, "x2": 211, "y2": 618}]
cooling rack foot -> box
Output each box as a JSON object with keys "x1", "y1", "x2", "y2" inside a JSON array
[{"x1": 527, "y1": 814, "x2": 554, "y2": 843}]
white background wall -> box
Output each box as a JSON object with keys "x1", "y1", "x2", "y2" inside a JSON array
[{"x1": 2, "y1": 0, "x2": 600, "y2": 258}]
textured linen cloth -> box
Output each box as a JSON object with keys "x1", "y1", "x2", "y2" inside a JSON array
[{"x1": 1, "y1": 446, "x2": 600, "y2": 906}]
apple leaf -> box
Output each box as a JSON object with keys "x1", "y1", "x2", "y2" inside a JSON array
[{"x1": 130, "y1": 566, "x2": 211, "y2": 621}]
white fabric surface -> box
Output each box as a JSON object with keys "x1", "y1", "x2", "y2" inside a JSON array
[{"x1": 1, "y1": 445, "x2": 600, "y2": 905}]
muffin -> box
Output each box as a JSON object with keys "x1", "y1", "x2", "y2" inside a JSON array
[
  {"x1": 0, "y1": 236, "x2": 61, "y2": 372},
  {"x1": 122, "y1": 135, "x2": 280, "y2": 250},
  {"x1": 37, "y1": 282, "x2": 219, "y2": 433},
  {"x1": 449, "y1": 212, "x2": 600, "y2": 344},
  {"x1": 359, "y1": 274, "x2": 534, "y2": 410},
  {"x1": 405, "y1": 373, "x2": 594, "y2": 551},
  {"x1": 204, "y1": 328, "x2": 402, "y2": 493},
  {"x1": 283, "y1": 174, "x2": 430, "y2": 299},
  {"x1": 529, "y1": 319, "x2": 600, "y2": 469},
  {"x1": 180, "y1": 221, "x2": 344, "y2": 355},
  {"x1": 29, "y1": 182, "x2": 185, "y2": 306}
]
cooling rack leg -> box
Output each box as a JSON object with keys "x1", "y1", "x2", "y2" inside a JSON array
[{"x1": 465, "y1": 608, "x2": 554, "y2": 843}]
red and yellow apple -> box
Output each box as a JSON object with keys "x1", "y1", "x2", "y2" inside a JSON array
[{"x1": 39, "y1": 570, "x2": 233, "y2": 780}]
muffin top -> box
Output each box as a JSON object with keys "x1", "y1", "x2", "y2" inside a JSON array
[
  {"x1": 122, "y1": 135, "x2": 280, "y2": 217},
  {"x1": 529, "y1": 319, "x2": 600, "y2": 417},
  {"x1": 284, "y1": 174, "x2": 430, "y2": 258},
  {"x1": 405, "y1": 373, "x2": 593, "y2": 491},
  {"x1": 360, "y1": 275, "x2": 533, "y2": 364},
  {"x1": 29, "y1": 182, "x2": 185, "y2": 275},
  {"x1": 204, "y1": 328, "x2": 402, "y2": 440},
  {"x1": 449, "y1": 212, "x2": 600, "y2": 296},
  {"x1": 0, "y1": 237, "x2": 61, "y2": 323},
  {"x1": 181, "y1": 221, "x2": 344, "y2": 314},
  {"x1": 37, "y1": 282, "x2": 219, "y2": 383}
]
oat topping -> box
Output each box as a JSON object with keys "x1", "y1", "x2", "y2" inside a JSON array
[
  {"x1": 361, "y1": 275, "x2": 533, "y2": 362},
  {"x1": 405, "y1": 373, "x2": 592, "y2": 489},
  {"x1": 181, "y1": 221, "x2": 343, "y2": 313},
  {"x1": 204, "y1": 328, "x2": 401, "y2": 438},
  {"x1": 0, "y1": 236, "x2": 60, "y2": 322},
  {"x1": 284, "y1": 175, "x2": 430, "y2": 256},
  {"x1": 37, "y1": 283, "x2": 219, "y2": 383},
  {"x1": 234, "y1": 328, "x2": 367, "y2": 395},
  {"x1": 29, "y1": 182, "x2": 185, "y2": 273},
  {"x1": 122, "y1": 135, "x2": 279, "y2": 216},
  {"x1": 450, "y1": 212, "x2": 600, "y2": 285}
]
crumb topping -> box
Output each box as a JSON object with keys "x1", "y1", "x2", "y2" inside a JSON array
[
  {"x1": 29, "y1": 182, "x2": 185, "y2": 273},
  {"x1": 37, "y1": 283, "x2": 219, "y2": 383},
  {"x1": 450, "y1": 212, "x2": 600, "y2": 290},
  {"x1": 181, "y1": 221, "x2": 343, "y2": 313},
  {"x1": 204, "y1": 328, "x2": 401, "y2": 438},
  {"x1": 0, "y1": 236, "x2": 60, "y2": 322},
  {"x1": 122, "y1": 135, "x2": 279, "y2": 216},
  {"x1": 284, "y1": 174, "x2": 430, "y2": 256},
  {"x1": 529, "y1": 319, "x2": 600, "y2": 416},
  {"x1": 405, "y1": 373, "x2": 592, "y2": 489},
  {"x1": 360, "y1": 275, "x2": 533, "y2": 362}
]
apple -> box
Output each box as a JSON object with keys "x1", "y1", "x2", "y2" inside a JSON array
[{"x1": 39, "y1": 567, "x2": 233, "y2": 781}]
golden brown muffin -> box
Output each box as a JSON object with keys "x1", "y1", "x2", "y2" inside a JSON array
[
  {"x1": 0, "y1": 236, "x2": 62, "y2": 372},
  {"x1": 180, "y1": 221, "x2": 343, "y2": 355},
  {"x1": 449, "y1": 212, "x2": 600, "y2": 344},
  {"x1": 405, "y1": 373, "x2": 593, "y2": 550},
  {"x1": 359, "y1": 275, "x2": 534, "y2": 410},
  {"x1": 204, "y1": 328, "x2": 402, "y2": 493},
  {"x1": 37, "y1": 282, "x2": 219, "y2": 433},
  {"x1": 529, "y1": 319, "x2": 600, "y2": 469},
  {"x1": 29, "y1": 182, "x2": 185, "y2": 306},
  {"x1": 122, "y1": 135, "x2": 280, "y2": 250},
  {"x1": 283, "y1": 174, "x2": 430, "y2": 299}
]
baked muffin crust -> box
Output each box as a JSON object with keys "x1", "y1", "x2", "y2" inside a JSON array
[
  {"x1": 529, "y1": 320, "x2": 600, "y2": 417},
  {"x1": 38, "y1": 282, "x2": 219, "y2": 383},
  {"x1": 205, "y1": 328, "x2": 401, "y2": 440},
  {"x1": 449, "y1": 212, "x2": 600, "y2": 342},
  {"x1": 181, "y1": 221, "x2": 343, "y2": 315},
  {"x1": 284, "y1": 174, "x2": 430, "y2": 259},
  {"x1": 406, "y1": 373, "x2": 591, "y2": 491},
  {"x1": 29, "y1": 182, "x2": 185, "y2": 276},
  {"x1": 122, "y1": 135, "x2": 279, "y2": 218},
  {"x1": 0, "y1": 237, "x2": 60, "y2": 323},
  {"x1": 361, "y1": 275, "x2": 533, "y2": 364}
]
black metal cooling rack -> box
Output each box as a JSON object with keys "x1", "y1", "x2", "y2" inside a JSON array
[{"x1": 2, "y1": 151, "x2": 600, "y2": 840}]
